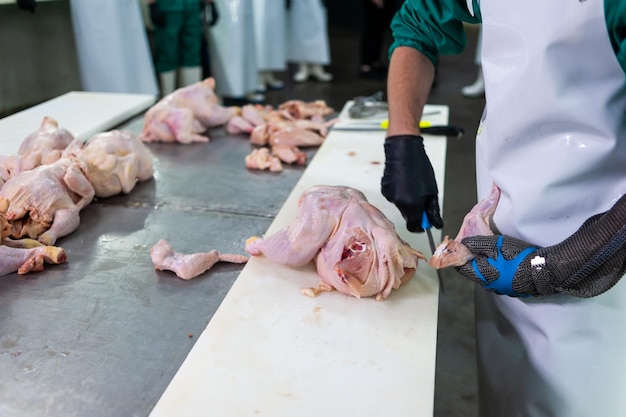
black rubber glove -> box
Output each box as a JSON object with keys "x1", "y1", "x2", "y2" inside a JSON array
[
  {"x1": 381, "y1": 135, "x2": 443, "y2": 232},
  {"x1": 149, "y1": 3, "x2": 166, "y2": 27},
  {"x1": 17, "y1": 0, "x2": 36, "y2": 13},
  {"x1": 456, "y1": 194, "x2": 626, "y2": 298}
]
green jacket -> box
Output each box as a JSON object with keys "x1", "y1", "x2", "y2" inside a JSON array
[
  {"x1": 389, "y1": 0, "x2": 626, "y2": 71},
  {"x1": 156, "y1": 0, "x2": 203, "y2": 12}
]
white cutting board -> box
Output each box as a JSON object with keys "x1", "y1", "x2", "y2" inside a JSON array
[
  {"x1": 0, "y1": 91, "x2": 156, "y2": 154},
  {"x1": 150, "y1": 104, "x2": 448, "y2": 417}
]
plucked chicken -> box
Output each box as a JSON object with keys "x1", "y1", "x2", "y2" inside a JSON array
[
  {"x1": 150, "y1": 239, "x2": 248, "y2": 280},
  {"x1": 246, "y1": 185, "x2": 426, "y2": 300},
  {"x1": 140, "y1": 77, "x2": 238, "y2": 143},
  {"x1": 63, "y1": 130, "x2": 153, "y2": 197},
  {"x1": 0, "y1": 116, "x2": 74, "y2": 182},
  {"x1": 0, "y1": 157, "x2": 95, "y2": 245}
]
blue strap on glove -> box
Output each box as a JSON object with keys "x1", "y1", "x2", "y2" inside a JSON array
[
  {"x1": 470, "y1": 236, "x2": 536, "y2": 297},
  {"x1": 456, "y1": 193, "x2": 626, "y2": 298}
]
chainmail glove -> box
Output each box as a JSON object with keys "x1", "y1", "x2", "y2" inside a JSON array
[
  {"x1": 456, "y1": 194, "x2": 626, "y2": 297},
  {"x1": 381, "y1": 135, "x2": 443, "y2": 232}
]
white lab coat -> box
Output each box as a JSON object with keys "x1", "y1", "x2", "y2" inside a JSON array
[
  {"x1": 252, "y1": 0, "x2": 287, "y2": 72},
  {"x1": 69, "y1": 0, "x2": 158, "y2": 95},
  {"x1": 208, "y1": 0, "x2": 258, "y2": 97},
  {"x1": 286, "y1": 0, "x2": 330, "y2": 64},
  {"x1": 473, "y1": 0, "x2": 626, "y2": 416}
]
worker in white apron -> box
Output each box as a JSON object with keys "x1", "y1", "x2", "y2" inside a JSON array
[
  {"x1": 286, "y1": 0, "x2": 332, "y2": 82},
  {"x1": 380, "y1": 1, "x2": 626, "y2": 416},
  {"x1": 207, "y1": 0, "x2": 261, "y2": 104},
  {"x1": 252, "y1": 0, "x2": 287, "y2": 92},
  {"x1": 69, "y1": 0, "x2": 158, "y2": 95}
]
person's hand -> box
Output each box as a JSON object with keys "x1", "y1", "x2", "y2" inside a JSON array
[
  {"x1": 149, "y1": 3, "x2": 166, "y2": 27},
  {"x1": 381, "y1": 135, "x2": 443, "y2": 232},
  {"x1": 371, "y1": 0, "x2": 385, "y2": 8},
  {"x1": 456, "y1": 194, "x2": 626, "y2": 297},
  {"x1": 17, "y1": 0, "x2": 36, "y2": 13}
]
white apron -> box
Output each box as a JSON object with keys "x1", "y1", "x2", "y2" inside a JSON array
[
  {"x1": 473, "y1": 0, "x2": 626, "y2": 416},
  {"x1": 286, "y1": 0, "x2": 330, "y2": 64},
  {"x1": 208, "y1": 0, "x2": 258, "y2": 97},
  {"x1": 69, "y1": 0, "x2": 158, "y2": 95},
  {"x1": 252, "y1": 0, "x2": 287, "y2": 72}
]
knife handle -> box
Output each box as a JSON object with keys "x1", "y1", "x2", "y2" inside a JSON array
[
  {"x1": 421, "y1": 212, "x2": 432, "y2": 230},
  {"x1": 421, "y1": 125, "x2": 465, "y2": 138}
]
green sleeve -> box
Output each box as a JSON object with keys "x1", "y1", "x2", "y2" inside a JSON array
[
  {"x1": 605, "y1": 0, "x2": 626, "y2": 73},
  {"x1": 389, "y1": 0, "x2": 482, "y2": 67}
]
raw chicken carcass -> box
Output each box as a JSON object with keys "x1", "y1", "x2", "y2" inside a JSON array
[
  {"x1": 225, "y1": 104, "x2": 270, "y2": 135},
  {"x1": 0, "y1": 157, "x2": 95, "y2": 245},
  {"x1": 63, "y1": 130, "x2": 153, "y2": 197},
  {"x1": 0, "y1": 197, "x2": 67, "y2": 276},
  {"x1": 246, "y1": 185, "x2": 426, "y2": 300},
  {"x1": 140, "y1": 77, "x2": 238, "y2": 143},
  {"x1": 150, "y1": 239, "x2": 248, "y2": 280},
  {"x1": 429, "y1": 183, "x2": 501, "y2": 269},
  {"x1": 0, "y1": 116, "x2": 74, "y2": 182},
  {"x1": 249, "y1": 119, "x2": 335, "y2": 148},
  {"x1": 278, "y1": 100, "x2": 334, "y2": 119}
]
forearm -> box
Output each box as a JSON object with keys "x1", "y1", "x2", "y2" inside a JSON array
[{"x1": 386, "y1": 46, "x2": 435, "y2": 138}]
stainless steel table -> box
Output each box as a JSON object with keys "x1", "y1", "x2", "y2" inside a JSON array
[{"x1": 0, "y1": 109, "x2": 311, "y2": 417}]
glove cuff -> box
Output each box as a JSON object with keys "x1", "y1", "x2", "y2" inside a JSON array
[{"x1": 384, "y1": 134, "x2": 424, "y2": 146}]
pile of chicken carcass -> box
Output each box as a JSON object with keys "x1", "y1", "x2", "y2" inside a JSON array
[
  {"x1": 0, "y1": 116, "x2": 154, "y2": 277},
  {"x1": 0, "y1": 77, "x2": 338, "y2": 279},
  {"x1": 0, "y1": 77, "x2": 451, "y2": 301},
  {"x1": 140, "y1": 77, "x2": 337, "y2": 172}
]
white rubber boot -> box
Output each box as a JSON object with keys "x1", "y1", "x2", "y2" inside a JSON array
[
  {"x1": 309, "y1": 64, "x2": 332, "y2": 82},
  {"x1": 179, "y1": 66, "x2": 202, "y2": 88},
  {"x1": 158, "y1": 70, "x2": 176, "y2": 97},
  {"x1": 461, "y1": 66, "x2": 484, "y2": 97},
  {"x1": 262, "y1": 71, "x2": 284, "y2": 90},
  {"x1": 256, "y1": 72, "x2": 267, "y2": 93},
  {"x1": 293, "y1": 63, "x2": 310, "y2": 83}
]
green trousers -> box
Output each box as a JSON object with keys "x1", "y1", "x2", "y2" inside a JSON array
[{"x1": 152, "y1": 9, "x2": 202, "y2": 73}]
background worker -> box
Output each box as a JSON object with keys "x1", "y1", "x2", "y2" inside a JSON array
[{"x1": 147, "y1": 0, "x2": 208, "y2": 97}]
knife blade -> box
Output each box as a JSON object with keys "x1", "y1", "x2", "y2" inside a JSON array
[{"x1": 422, "y1": 212, "x2": 444, "y2": 293}]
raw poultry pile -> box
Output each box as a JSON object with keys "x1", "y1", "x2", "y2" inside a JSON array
[
  {"x1": 0, "y1": 79, "x2": 337, "y2": 281},
  {"x1": 0, "y1": 118, "x2": 154, "y2": 276},
  {"x1": 139, "y1": 77, "x2": 337, "y2": 173},
  {"x1": 245, "y1": 185, "x2": 426, "y2": 301},
  {"x1": 1, "y1": 78, "x2": 427, "y2": 296}
]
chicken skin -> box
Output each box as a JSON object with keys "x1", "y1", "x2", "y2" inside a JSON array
[{"x1": 246, "y1": 185, "x2": 426, "y2": 300}]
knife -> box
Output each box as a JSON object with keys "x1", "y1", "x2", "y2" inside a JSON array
[
  {"x1": 422, "y1": 212, "x2": 444, "y2": 293},
  {"x1": 333, "y1": 119, "x2": 464, "y2": 138}
]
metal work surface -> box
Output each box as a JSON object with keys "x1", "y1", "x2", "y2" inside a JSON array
[{"x1": 0, "y1": 115, "x2": 311, "y2": 417}]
